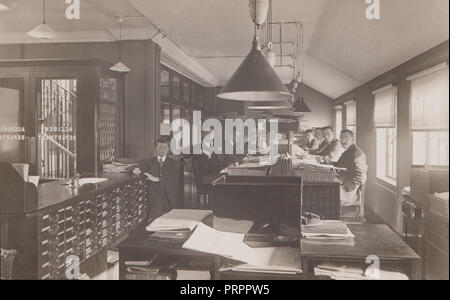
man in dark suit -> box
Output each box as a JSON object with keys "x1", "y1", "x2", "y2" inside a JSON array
[
  {"x1": 333, "y1": 129, "x2": 367, "y2": 206},
  {"x1": 309, "y1": 127, "x2": 327, "y2": 154},
  {"x1": 300, "y1": 129, "x2": 320, "y2": 151},
  {"x1": 133, "y1": 137, "x2": 179, "y2": 220},
  {"x1": 315, "y1": 126, "x2": 343, "y2": 164}
]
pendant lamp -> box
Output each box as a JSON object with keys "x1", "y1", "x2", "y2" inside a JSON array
[
  {"x1": 110, "y1": 17, "x2": 131, "y2": 73},
  {"x1": 27, "y1": 0, "x2": 56, "y2": 39},
  {"x1": 293, "y1": 96, "x2": 311, "y2": 113},
  {"x1": 0, "y1": 2, "x2": 11, "y2": 11},
  {"x1": 217, "y1": 35, "x2": 293, "y2": 103},
  {"x1": 248, "y1": 100, "x2": 291, "y2": 110}
]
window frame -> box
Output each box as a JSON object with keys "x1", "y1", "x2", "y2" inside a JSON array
[
  {"x1": 408, "y1": 63, "x2": 449, "y2": 168},
  {"x1": 411, "y1": 129, "x2": 449, "y2": 168},
  {"x1": 159, "y1": 65, "x2": 207, "y2": 140},
  {"x1": 373, "y1": 85, "x2": 398, "y2": 187},
  {"x1": 334, "y1": 105, "x2": 343, "y2": 136},
  {"x1": 345, "y1": 100, "x2": 357, "y2": 133}
]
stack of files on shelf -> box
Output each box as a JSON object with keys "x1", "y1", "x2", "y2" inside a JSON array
[
  {"x1": 124, "y1": 256, "x2": 211, "y2": 280},
  {"x1": 302, "y1": 221, "x2": 355, "y2": 240},
  {"x1": 314, "y1": 263, "x2": 366, "y2": 280},
  {"x1": 146, "y1": 209, "x2": 212, "y2": 232},
  {"x1": 220, "y1": 259, "x2": 301, "y2": 275},
  {"x1": 103, "y1": 161, "x2": 138, "y2": 173},
  {"x1": 314, "y1": 263, "x2": 409, "y2": 280}
]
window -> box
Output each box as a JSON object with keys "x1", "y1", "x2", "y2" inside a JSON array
[
  {"x1": 159, "y1": 65, "x2": 207, "y2": 140},
  {"x1": 335, "y1": 106, "x2": 343, "y2": 136},
  {"x1": 171, "y1": 74, "x2": 180, "y2": 102},
  {"x1": 408, "y1": 63, "x2": 449, "y2": 167},
  {"x1": 376, "y1": 127, "x2": 397, "y2": 181},
  {"x1": 373, "y1": 84, "x2": 397, "y2": 185},
  {"x1": 160, "y1": 103, "x2": 171, "y2": 136},
  {"x1": 161, "y1": 69, "x2": 170, "y2": 102},
  {"x1": 345, "y1": 101, "x2": 357, "y2": 136},
  {"x1": 182, "y1": 81, "x2": 190, "y2": 104}
]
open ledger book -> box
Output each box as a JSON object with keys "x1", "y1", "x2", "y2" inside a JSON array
[
  {"x1": 302, "y1": 221, "x2": 355, "y2": 240},
  {"x1": 182, "y1": 222, "x2": 302, "y2": 274},
  {"x1": 146, "y1": 209, "x2": 212, "y2": 232}
]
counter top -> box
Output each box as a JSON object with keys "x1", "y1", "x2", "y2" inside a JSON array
[
  {"x1": 222, "y1": 157, "x2": 340, "y2": 185},
  {"x1": 27, "y1": 172, "x2": 146, "y2": 217}
]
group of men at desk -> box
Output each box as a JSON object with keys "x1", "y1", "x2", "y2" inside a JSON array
[
  {"x1": 133, "y1": 126, "x2": 367, "y2": 221},
  {"x1": 298, "y1": 126, "x2": 367, "y2": 207}
]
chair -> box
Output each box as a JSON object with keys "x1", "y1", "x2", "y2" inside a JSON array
[
  {"x1": 192, "y1": 158, "x2": 212, "y2": 210},
  {"x1": 340, "y1": 183, "x2": 366, "y2": 223}
]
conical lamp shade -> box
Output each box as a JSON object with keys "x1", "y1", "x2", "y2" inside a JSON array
[
  {"x1": 248, "y1": 100, "x2": 291, "y2": 110},
  {"x1": 110, "y1": 62, "x2": 130, "y2": 73},
  {"x1": 293, "y1": 96, "x2": 311, "y2": 113},
  {"x1": 217, "y1": 37, "x2": 293, "y2": 102},
  {"x1": 27, "y1": 23, "x2": 57, "y2": 39},
  {"x1": 0, "y1": 3, "x2": 11, "y2": 11}
]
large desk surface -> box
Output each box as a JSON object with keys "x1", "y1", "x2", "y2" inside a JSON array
[
  {"x1": 117, "y1": 223, "x2": 421, "y2": 280},
  {"x1": 216, "y1": 158, "x2": 341, "y2": 219},
  {"x1": 302, "y1": 224, "x2": 419, "y2": 260},
  {"x1": 302, "y1": 224, "x2": 421, "y2": 279}
]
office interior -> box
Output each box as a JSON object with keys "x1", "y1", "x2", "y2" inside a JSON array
[{"x1": 0, "y1": 0, "x2": 448, "y2": 281}]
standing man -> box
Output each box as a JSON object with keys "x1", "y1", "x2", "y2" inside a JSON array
[
  {"x1": 333, "y1": 129, "x2": 367, "y2": 206},
  {"x1": 133, "y1": 137, "x2": 180, "y2": 220}
]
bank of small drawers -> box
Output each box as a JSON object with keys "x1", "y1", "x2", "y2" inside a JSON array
[{"x1": 38, "y1": 179, "x2": 149, "y2": 279}]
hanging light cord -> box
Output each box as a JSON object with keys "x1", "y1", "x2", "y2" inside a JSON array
[
  {"x1": 118, "y1": 18, "x2": 123, "y2": 60},
  {"x1": 43, "y1": 0, "x2": 46, "y2": 24}
]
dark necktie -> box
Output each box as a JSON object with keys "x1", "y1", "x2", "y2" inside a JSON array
[{"x1": 158, "y1": 158, "x2": 164, "y2": 176}]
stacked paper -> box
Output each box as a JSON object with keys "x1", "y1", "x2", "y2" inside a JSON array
[
  {"x1": 302, "y1": 221, "x2": 355, "y2": 240},
  {"x1": 314, "y1": 263, "x2": 409, "y2": 280},
  {"x1": 183, "y1": 222, "x2": 302, "y2": 274},
  {"x1": 103, "y1": 161, "x2": 138, "y2": 173},
  {"x1": 146, "y1": 209, "x2": 212, "y2": 232},
  {"x1": 314, "y1": 263, "x2": 366, "y2": 280}
]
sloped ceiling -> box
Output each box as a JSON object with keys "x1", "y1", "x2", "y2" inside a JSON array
[{"x1": 0, "y1": 0, "x2": 448, "y2": 98}]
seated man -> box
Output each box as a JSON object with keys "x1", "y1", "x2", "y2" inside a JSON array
[
  {"x1": 309, "y1": 127, "x2": 326, "y2": 155},
  {"x1": 333, "y1": 129, "x2": 367, "y2": 206},
  {"x1": 133, "y1": 137, "x2": 180, "y2": 221},
  {"x1": 300, "y1": 129, "x2": 320, "y2": 151},
  {"x1": 316, "y1": 126, "x2": 344, "y2": 164}
]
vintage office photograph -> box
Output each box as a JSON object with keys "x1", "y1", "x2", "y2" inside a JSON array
[{"x1": 0, "y1": 0, "x2": 448, "y2": 282}]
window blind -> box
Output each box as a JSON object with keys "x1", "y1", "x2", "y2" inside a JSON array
[
  {"x1": 373, "y1": 84, "x2": 397, "y2": 128},
  {"x1": 345, "y1": 101, "x2": 357, "y2": 126},
  {"x1": 408, "y1": 64, "x2": 449, "y2": 130}
]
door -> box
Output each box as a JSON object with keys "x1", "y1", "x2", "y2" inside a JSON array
[
  {"x1": 0, "y1": 78, "x2": 25, "y2": 163},
  {"x1": 36, "y1": 78, "x2": 78, "y2": 179}
]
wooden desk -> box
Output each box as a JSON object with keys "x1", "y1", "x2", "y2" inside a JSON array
[
  {"x1": 118, "y1": 224, "x2": 420, "y2": 280},
  {"x1": 301, "y1": 224, "x2": 422, "y2": 280},
  {"x1": 117, "y1": 226, "x2": 304, "y2": 280},
  {"x1": 117, "y1": 226, "x2": 220, "y2": 280},
  {"x1": 215, "y1": 158, "x2": 341, "y2": 219}
]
